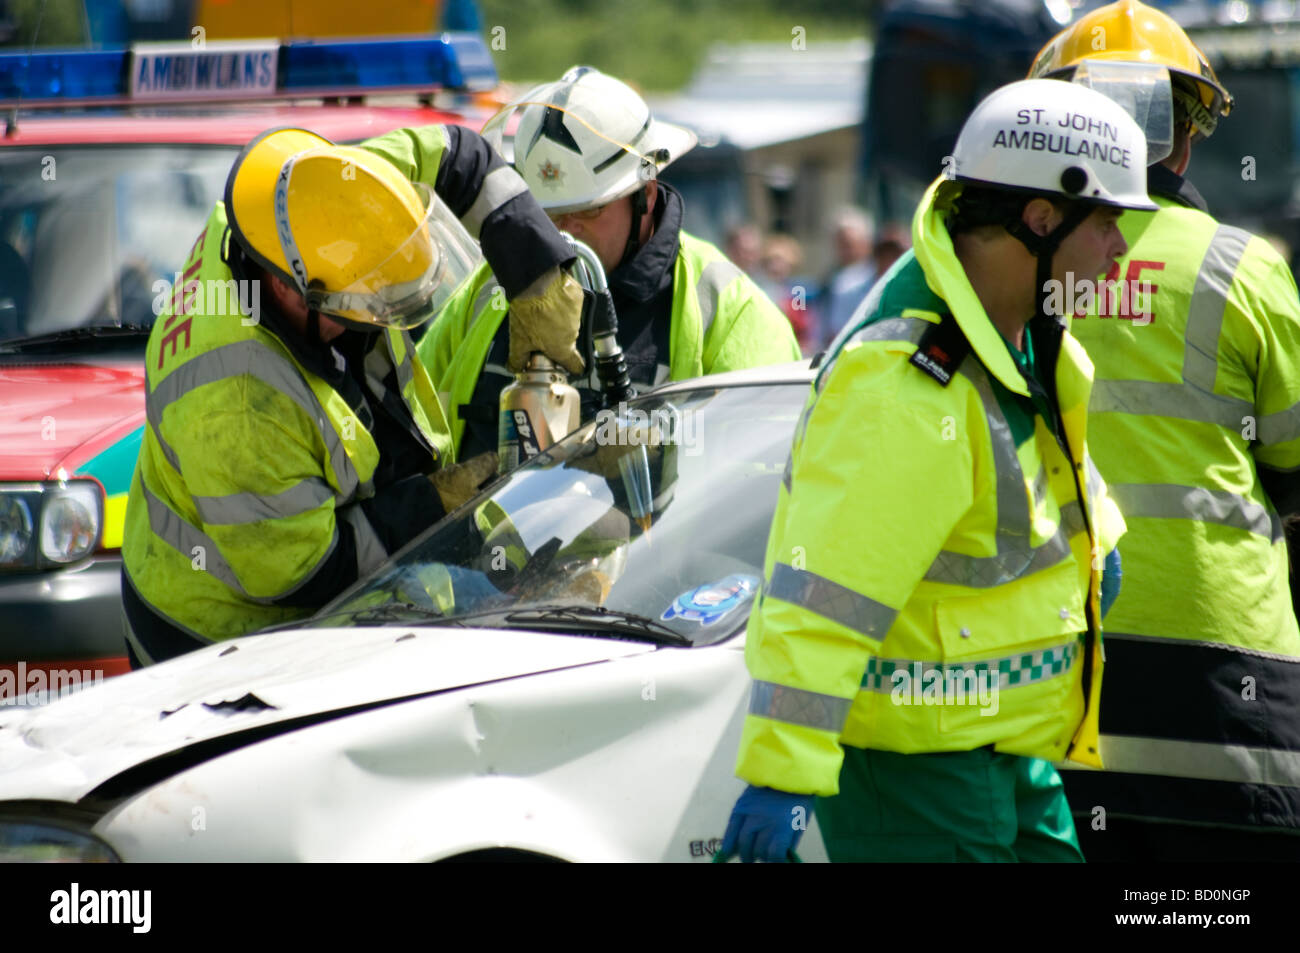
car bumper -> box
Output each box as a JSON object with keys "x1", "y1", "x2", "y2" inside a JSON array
[{"x1": 0, "y1": 555, "x2": 130, "y2": 664}]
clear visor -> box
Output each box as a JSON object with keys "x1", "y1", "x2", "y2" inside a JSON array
[
  {"x1": 307, "y1": 181, "x2": 484, "y2": 331},
  {"x1": 1071, "y1": 60, "x2": 1174, "y2": 165}
]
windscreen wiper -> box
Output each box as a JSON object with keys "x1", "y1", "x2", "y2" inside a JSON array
[
  {"x1": 0, "y1": 324, "x2": 153, "y2": 353},
  {"x1": 490, "y1": 604, "x2": 692, "y2": 646}
]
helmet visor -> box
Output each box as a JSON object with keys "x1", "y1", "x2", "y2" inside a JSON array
[
  {"x1": 307, "y1": 182, "x2": 482, "y2": 331},
  {"x1": 1071, "y1": 60, "x2": 1174, "y2": 165}
]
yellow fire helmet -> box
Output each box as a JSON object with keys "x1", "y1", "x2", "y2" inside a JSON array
[
  {"x1": 225, "y1": 127, "x2": 478, "y2": 330},
  {"x1": 1028, "y1": 0, "x2": 1232, "y2": 141}
]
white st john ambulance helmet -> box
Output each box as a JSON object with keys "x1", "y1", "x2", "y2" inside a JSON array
[{"x1": 951, "y1": 78, "x2": 1157, "y2": 211}]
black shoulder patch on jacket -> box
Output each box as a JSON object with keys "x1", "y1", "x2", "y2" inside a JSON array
[{"x1": 909, "y1": 312, "x2": 970, "y2": 387}]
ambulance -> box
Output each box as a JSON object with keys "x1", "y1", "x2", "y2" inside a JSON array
[{"x1": 0, "y1": 28, "x2": 498, "y2": 693}]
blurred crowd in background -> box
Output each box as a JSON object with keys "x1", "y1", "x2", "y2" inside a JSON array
[{"x1": 724, "y1": 209, "x2": 909, "y2": 355}]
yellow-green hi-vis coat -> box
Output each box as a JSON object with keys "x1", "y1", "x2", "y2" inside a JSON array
[
  {"x1": 123, "y1": 203, "x2": 452, "y2": 643},
  {"x1": 736, "y1": 177, "x2": 1126, "y2": 796},
  {"x1": 417, "y1": 231, "x2": 801, "y2": 460}
]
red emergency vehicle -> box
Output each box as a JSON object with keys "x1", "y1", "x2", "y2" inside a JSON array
[{"x1": 0, "y1": 34, "x2": 496, "y2": 699}]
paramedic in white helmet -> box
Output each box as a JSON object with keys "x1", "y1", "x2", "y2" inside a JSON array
[
  {"x1": 416, "y1": 65, "x2": 801, "y2": 461},
  {"x1": 721, "y1": 78, "x2": 1153, "y2": 863}
]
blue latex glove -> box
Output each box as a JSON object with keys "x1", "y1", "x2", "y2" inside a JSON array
[
  {"x1": 719, "y1": 785, "x2": 815, "y2": 863},
  {"x1": 1100, "y1": 547, "x2": 1122, "y2": 618}
]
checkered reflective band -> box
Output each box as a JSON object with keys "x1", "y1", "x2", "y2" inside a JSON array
[{"x1": 861, "y1": 639, "x2": 1080, "y2": 693}]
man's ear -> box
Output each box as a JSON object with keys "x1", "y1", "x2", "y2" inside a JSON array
[
  {"x1": 1021, "y1": 198, "x2": 1061, "y2": 238},
  {"x1": 265, "y1": 270, "x2": 309, "y2": 320}
]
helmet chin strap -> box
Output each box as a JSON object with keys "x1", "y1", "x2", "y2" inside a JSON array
[
  {"x1": 618, "y1": 183, "x2": 651, "y2": 269},
  {"x1": 307, "y1": 308, "x2": 320, "y2": 343},
  {"x1": 1004, "y1": 202, "x2": 1094, "y2": 322}
]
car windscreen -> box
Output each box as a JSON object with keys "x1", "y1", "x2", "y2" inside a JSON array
[
  {"x1": 0, "y1": 145, "x2": 238, "y2": 344},
  {"x1": 308, "y1": 382, "x2": 807, "y2": 646}
]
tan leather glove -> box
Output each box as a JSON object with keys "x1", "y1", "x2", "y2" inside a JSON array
[
  {"x1": 429, "y1": 451, "x2": 499, "y2": 513},
  {"x1": 507, "y1": 265, "x2": 586, "y2": 376}
]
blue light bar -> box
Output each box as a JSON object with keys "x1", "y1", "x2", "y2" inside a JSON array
[
  {"x1": 0, "y1": 48, "x2": 128, "y2": 103},
  {"x1": 0, "y1": 32, "x2": 497, "y2": 108},
  {"x1": 282, "y1": 34, "x2": 498, "y2": 95}
]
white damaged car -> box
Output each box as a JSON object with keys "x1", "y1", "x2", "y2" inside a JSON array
[{"x1": 0, "y1": 362, "x2": 832, "y2": 862}]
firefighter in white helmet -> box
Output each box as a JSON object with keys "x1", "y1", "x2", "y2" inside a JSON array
[{"x1": 416, "y1": 65, "x2": 801, "y2": 461}]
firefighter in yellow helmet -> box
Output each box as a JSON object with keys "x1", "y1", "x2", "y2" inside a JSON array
[
  {"x1": 1031, "y1": 0, "x2": 1300, "y2": 861},
  {"x1": 121, "y1": 125, "x2": 583, "y2": 666},
  {"x1": 721, "y1": 79, "x2": 1147, "y2": 862}
]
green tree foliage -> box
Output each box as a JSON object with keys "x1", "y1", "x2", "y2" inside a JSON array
[
  {"x1": 479, "y1": 0, "x2": 867, "y2": 91},
  {"x1": 2, "y1": 0, "x2": 86, "y2": 47}
]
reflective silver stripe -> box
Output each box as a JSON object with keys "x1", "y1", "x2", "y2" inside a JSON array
[
  {"x1": 471, "y1": 280, "x2": 503, "y2": 318},
  {"x1": 363, "y1": 336, "x2": 397, "y2": 402},
  {"x1": 121, "y1": 613, "x2": 158, "y2": 667},
  {"x1": 142, "y1": 482, "x2": 272, "y2": 602},
  {"x1": 962, "y1": 360, "x2": 1032, "y2": 543},
  {"x1": 846, "y1": 315, "x2": 931, "y2": 348},
  {"x1": 766, "y1": 562, "x2": 897, "y2": 641},
  {"x1": 148, "y1": 340, "x2": 361, "y2": 502},
  {"x1": 696, "y1": 259, "x2": 742, "y2": 336},
  {"x1": 748, "y1": 680, "x2": 854, "y2": 732},
  {"x1": 781, "y1": 453, "x2": 793, "y2": 492},
  {"x1": 339, "y1": 505, "x2": 389, "y2": 577},
  {"x1": 823, "y1": 273, "x2": 892, "y2": 359},
  {"x1": 1089, "y1": 379, "x2": 1251, "y2": 431},
  {"x1": 924, "y1": 527, "x2": 1073, "y2": 588},
  {"x1": 192, "y1": 477, "x2": 335, "y2": 526},
  {"x1": 1089, "y1": 226, "x2": 1251, "y2": 429},
  {"x1": 1084, "y1": 458, "x2": 1104, "y2": 504},
  {"x1": 1258, "y1": 403, "x2": 1300, "y2": 447},
  {"x1": 1108, "y1": 482, "x2": 1283, "y2": 542},
  {"x1": 1098, "y1": 734, "x2": 1300, "y2": 788},
  {"x1": 1030, "y1": 461, "x2": 1049, "y2": 506},
  {"x1": 1182, "y1": 225, "x2": 1252, "y2": 392},
  {"x1": 462, "y1": 165, "x2": 529, "y2": 237},
  {"x1": 861, "y1": 639, "x2": 1079, "y2": 693},
  {"x1": 922, "y1": 362, "x2": 1081, "y2": 587},
  {"x1": 392, "y1": 332, "x2": 415, "y2": 397},
  {"x1": 817, "y1": 315, "x2": 933, "y2": 394}
]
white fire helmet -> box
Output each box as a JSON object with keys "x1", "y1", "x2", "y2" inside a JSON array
[
  {"x1": 951, "y1": 79, "x2": 1157, "y2": 211},
  {"x1": 483, "y1": 66, "x2": 698, "y2": 215}
]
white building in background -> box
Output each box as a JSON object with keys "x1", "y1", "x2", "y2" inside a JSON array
[{"x1": 652, "y1": 38, "x2": 871, "y2": 270}]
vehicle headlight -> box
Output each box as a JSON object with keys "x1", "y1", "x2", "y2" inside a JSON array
[
  {"x1": 0, "y1": 493, "x2": 34, "y2": 566},
  {"x1": 0, "y1": 480, "x2": 103, "y2": 570},
  {"x1": 40, "y1": 482, "x2": 101, "y2": 564},
  {"x1": 0, "y1": 818, "x2": 120, "y2": 862}
]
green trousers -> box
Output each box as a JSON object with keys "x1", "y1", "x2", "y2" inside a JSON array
[{"x1": 814, "y1": 747, "x2": 1083, "y2": 862}]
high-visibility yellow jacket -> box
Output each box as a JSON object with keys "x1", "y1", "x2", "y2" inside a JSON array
[
  {"x1": 122, "y1": 124, "x2": 574, "y2": 654},
  {"x1": 735, "y1": 178, "x2": 1125, "y2": 796},
  {"x1": 416, "y1": 231, "x2": 801, "y2": 460},
  {"x1": 122, "y1": 205, "x2": 452, "y2": 643},
  {"x1": 1065, "y1": 172, "x2": 1300, "y2": 830}
]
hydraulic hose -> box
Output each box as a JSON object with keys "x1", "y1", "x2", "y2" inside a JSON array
[{"x1": 566, "y1": 236, "x2": 635, "y2": 408}]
